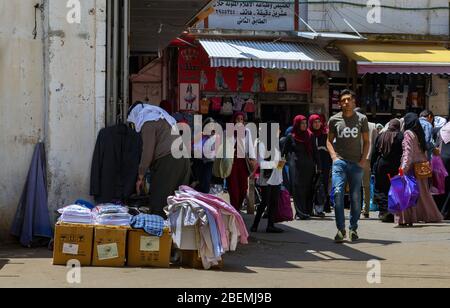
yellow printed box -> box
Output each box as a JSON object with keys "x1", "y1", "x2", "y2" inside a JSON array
[
  {"x1": 53, "y1": 223, "x2": 94, "y2": 266},
  {"x1": 127, "y1": 229, "x2": 172, "y2": 268},
  {"x1": 92, "y1": 226, "x2": 129, "y2": 267}
]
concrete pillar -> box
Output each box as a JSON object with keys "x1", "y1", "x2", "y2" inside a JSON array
[{"x1": 44, "y1": 0, "x2": 106, "y2": 218}]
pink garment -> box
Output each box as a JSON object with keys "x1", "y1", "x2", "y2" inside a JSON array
[
  {"x1": 396, "y1": 131, "x2": 444, "y2": 224},
  {"x1": 440, "y1": 122, "x2": 450, "y2": 144},
  {"x1": 172, "y1": 193, "x2": 229, "y2": 251},
  {"x1": 179, "y1": 186, "x2": 249, "y2": 245},
  {"x1": 244, "y1": 99, "x2": 256, "y2": 113}
]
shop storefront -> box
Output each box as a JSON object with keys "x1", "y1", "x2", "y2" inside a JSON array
[
  {"x1": 174, "y1": 38, "x2": 340, "y2": 130},
  {"x1": 331, "y1": 43, "x2": 450, "y2": 123}
]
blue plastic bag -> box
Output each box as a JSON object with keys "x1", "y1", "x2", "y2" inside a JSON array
[
  {"x1": 369, "y1": 175, "x2": 379, "y2": 212},
  {"x1": 388, "y1": 175, "x2": 419, "y2": 214}
]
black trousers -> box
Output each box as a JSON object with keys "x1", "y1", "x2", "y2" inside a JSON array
[
  {"x1": 193, "y1": 159, "x2": 214, "y2": 194},
  {"x1": 253, "y1": 185, "x2": 281, "y2": 228},
  {"x1": 149, "y1": 155, "x2": 191, "y2": 218}
]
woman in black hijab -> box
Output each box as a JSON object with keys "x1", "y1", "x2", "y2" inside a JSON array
[
  {"x1": 371, "y1": 119, "x2": 403, "y2": 222},
  {"x1": 403, "y1": 113, "x2": 427, "y2": 153}
]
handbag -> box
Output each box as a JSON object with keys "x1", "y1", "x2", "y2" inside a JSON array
[
  {"x1": 414, "y1": 161, "x2": 432, "y2": 179},
  {"x1": 220, "y1": 100, "x2": 233, "y2": 116},
  {"x1": 274, "y1": 188, "x2": 294, "y2": 223}
]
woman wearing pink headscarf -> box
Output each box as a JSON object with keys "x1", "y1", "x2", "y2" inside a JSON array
[{"x1": 282, "y1": 115, "x2": 317, "y2": 220}]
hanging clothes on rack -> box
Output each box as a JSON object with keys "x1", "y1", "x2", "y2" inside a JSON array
[{"x1": 90, "y1": 124, "x2": 143, "y2": 204}]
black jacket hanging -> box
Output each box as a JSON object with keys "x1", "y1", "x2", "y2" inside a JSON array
[{"x1": 90, "y1": 124, "x2": 142, "y2": 204}]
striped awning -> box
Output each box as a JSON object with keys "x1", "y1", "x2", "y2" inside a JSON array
[{"x1": 199, "y1": 39, "x2": 340, "y2": 71}]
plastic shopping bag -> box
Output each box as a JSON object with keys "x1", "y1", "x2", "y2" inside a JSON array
[
  {"x1": 388, "y1": 175, "x2": 420, "y2": 214},
  {"x1": 369, "y1": 175, "x2": 379, "y2": 212},
  {"x1": 431, "y1": 156, "x2": 448, "y2": 195}
]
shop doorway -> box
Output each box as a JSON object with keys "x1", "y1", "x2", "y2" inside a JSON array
[
  {"x1": 105, "y1": 0, "x2": 212, "y2": 126},
  {"x1": 261, "y1": 104, "x2": 310, "y2": 134}
]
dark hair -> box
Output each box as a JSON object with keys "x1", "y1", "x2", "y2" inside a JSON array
[
  {"x1": 420, "y1": 110, "x2": 434, "y2": 119},
  {"x1": 340, "y1": 89, "x2": 356, "y2": 100}
]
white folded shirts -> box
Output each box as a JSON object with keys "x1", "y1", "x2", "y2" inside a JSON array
[
  {"x1": 57, "y1": 205, "x2": 94, "y2": 224},
  {"x1": 92, "y1": 204, "x2": 131, "y2": 226}
]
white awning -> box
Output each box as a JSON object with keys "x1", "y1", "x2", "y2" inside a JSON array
[
  {"x1": 296, "y1": 31, "x2": 365, "y2": 41},
  {"x1": 199, "y1": 39, "x2": 340, "y2": 71}
]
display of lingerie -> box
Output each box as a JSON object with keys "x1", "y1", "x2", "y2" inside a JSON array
[{"x1": 198, "y1": 95, "x2": 257, "y2": 121}]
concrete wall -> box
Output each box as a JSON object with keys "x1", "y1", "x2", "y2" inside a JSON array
[
  {"x1": 308, "y1": 0, "x2": 449, "y2": 36},
  {"x1": 0, "y1": 0, "x2": 45, "y2": 241},
  {"x1": 0, "y1": 0, "x2": 106, "y2": 241},
  {"x1": 45, "y1": 0, "x2": 106, "y2": 219}
]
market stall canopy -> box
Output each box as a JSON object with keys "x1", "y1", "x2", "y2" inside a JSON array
[
  {"x1": 199, "y1": 39, "x2": 340, "y2": 71},
  {"x1": 131, "y1": 0, "x2": 213, "y2": 53},
  {"x1": 296, "y1": 32, "x2": 364, "y2": 41},
  {"x1": 337, "y1": 43, "x2": 450, "y2": 74}
]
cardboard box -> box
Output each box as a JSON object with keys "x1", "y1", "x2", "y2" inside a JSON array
[
  {"x1": 53, "y1": 223, "x2": 94, "y2": 266},
  {"x1": 127, "y1": 229, "x2": 172, "y2": 268},
  {"x1": 181, "y1": 250, "x2": 224, "y2": 270},
  {"x1": 92, "y1": 226, "x2": 129, "y2": 267}
]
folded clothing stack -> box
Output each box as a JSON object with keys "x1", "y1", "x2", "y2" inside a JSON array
[
  {"x1": 130, "y1": 214, "x2": 165, "y2": 237},
  {"x1": 58, "y1": 205, "x2": 94, "y2": 224},
  {"x1": 93, "y1": 204, "x2": 131, "y2": 226}
]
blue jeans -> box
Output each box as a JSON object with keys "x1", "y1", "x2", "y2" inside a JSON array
[{"x1": 332, "y1": 160, "x2": 364, "y2": 232}]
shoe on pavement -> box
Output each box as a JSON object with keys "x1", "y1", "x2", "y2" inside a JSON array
[
  {"x1": 316, "y1": 212, "x2": 326, "y2": 218},
  {"x1": 349, "y1": 229, "x2": 359, "y2": 242},
  {"x1": 380, "y1": 213, "x2": 395, "y2": 223},
  {"x1": 363, "y1": 213, "x2": 370, "y2": 219},
  {"x1": 334, "y1": 230, "x2": 347, "y2": 243}
]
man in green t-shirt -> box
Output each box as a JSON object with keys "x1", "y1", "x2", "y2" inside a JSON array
[{"x1": 327, "y1": 90, "x2": 370, "y2": 243}]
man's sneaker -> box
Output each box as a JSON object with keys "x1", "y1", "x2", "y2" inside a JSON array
[
  {"x1": 349, "y1": 230, "x2": 359, "y2": 242},
  {"x1": 334, "y1": 230, "x2": 347, "y2": 243}
]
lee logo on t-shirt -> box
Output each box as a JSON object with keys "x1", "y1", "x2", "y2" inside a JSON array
[{"x1": 337, "y1": 127, "x2": 359, "y2": 138}]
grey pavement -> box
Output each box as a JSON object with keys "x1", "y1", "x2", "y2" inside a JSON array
[{"x1": 1, "y1": 212, "x2": 449, "y2": 288}]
